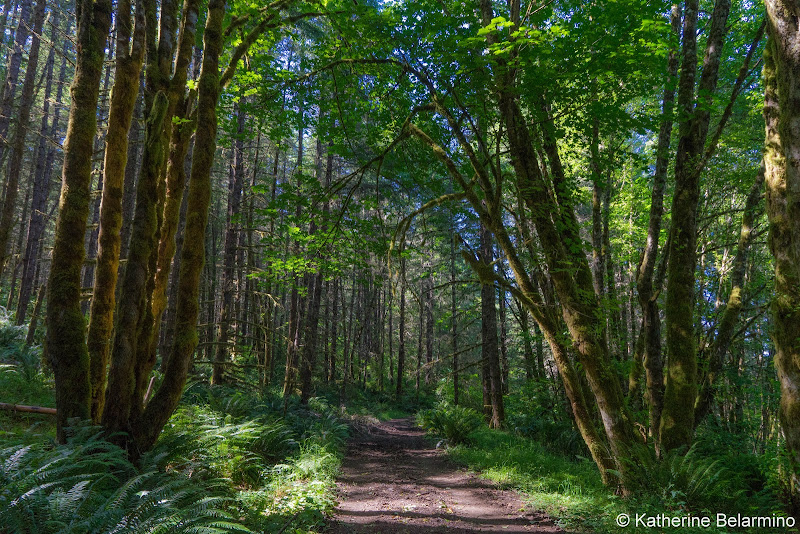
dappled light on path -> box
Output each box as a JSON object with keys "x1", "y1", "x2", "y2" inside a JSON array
[{"x1": 327, "y1": 418, "x2": 562, "y2": 533}]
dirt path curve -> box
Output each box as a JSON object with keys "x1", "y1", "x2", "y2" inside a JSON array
[{"x1": 326, "y1": 418, "x2": 563, "y2": 533}]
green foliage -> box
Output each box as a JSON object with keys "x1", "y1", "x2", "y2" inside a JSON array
[
  {"x1": 158, "y1": 404, "x2": 297, "y2": 487},
  {"x1": 505, "y1": 380, "x2": 588, "y2": 459},
  {"x1": 622, "y1": 444, "x2": 777, "y2": 515},
  {"x1": 0, "y1": 312, "x2": 53, "y2": 439},
  {"x1": 342, "y1": 387, "x2": 434, "y2": 420},
  {"x1": 446, "y1": 424, "x2": 786, "y2": 533},
  {"x1": 416, "y1": 402, "x2": 481, "y2": 445},
  {"x1": 1, "y1": 381, "x2": 349, "y2": 534},
  {"x1": 0, "y1": 428, "x2": 249, "y2": 534},
  {"x1": 448, "y1": 425, "x2": 610, "y2": 531}
]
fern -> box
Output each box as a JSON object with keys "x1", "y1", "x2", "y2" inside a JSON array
[
  {"x1": 417, "y1": 403, "x2": 482, "y2": 445},
  {"x1": 0, "y1": 430, "x2": 251, "y2": 534}
]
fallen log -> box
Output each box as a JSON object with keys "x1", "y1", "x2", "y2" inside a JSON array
[{"x1": 0, "y1": 402, "x2": 57, "y2": 415}]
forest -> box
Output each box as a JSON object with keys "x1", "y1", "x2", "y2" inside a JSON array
[{"x1": 0, "y1": 0, "x2": 799, "y2": 531}]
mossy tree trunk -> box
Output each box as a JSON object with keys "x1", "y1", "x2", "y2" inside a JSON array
[
  {"x1": 148, "y1": 0, "x2": 202, "y2": 369},
  {"x1": 479, "y1": 224, "x2": 504, "y2": 429},
  {"x1": 476, "y1": 0, "x2": 638, "y2": 489},
  {"x1": 635, "y1": 3, "x2": 680, "y2": 446},
  {"x1": 87, "y1": 0, "x2": 149, "y2": 423},
  {"x1": 132, "y1": 0, "x2": 226, "y2": 453},
  {"x1": 660, "y1": 0, "x2": 730, "y2": 452},
  {"x1": 101, "y1": 0, "x2": 181, "y2": 435},
  {"x1": 763, "y1": 0, "x2": 800, "y2": 513},
  {"x1": 46, "y1": 0, "x2": 113, "y2": 442}
]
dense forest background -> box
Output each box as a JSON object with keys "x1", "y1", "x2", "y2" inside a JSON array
[{"x1": 1, "y1": 0, "x2": 799, "y2": 531}]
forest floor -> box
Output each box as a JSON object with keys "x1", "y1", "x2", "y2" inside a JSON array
[{"x1": 326, "y1": 418, "x2": 564, "y2": 533}]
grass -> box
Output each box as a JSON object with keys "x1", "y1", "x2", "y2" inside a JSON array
[{"x1": 445, "y1": 426, "x2": 790, "y2": 534}]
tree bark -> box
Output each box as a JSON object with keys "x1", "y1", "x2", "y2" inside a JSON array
[
  {"x1": 16, "y1": 6, "x2": 60, "y2": 324},
  {"x1": 472, "y1": 0, "x2": 638, "y2": 489},
  {"x1": 0, "y1": 0, "x2": 45, "y2": 278},
  {"x1": 282, "y1": 100, "x2": 305, "y2": 399},
  {"x1": 480, "y1": 224, "x2": 504, "y2": 429},
  {"x1": 45, "y1": 0, "x2": 113, "y2": 442},
  {"x1": 299, "y1": 139, "x2": 332, "y2": 403},
  {"x1": 120, "y1": 85, "x2": 144, "y2": 261},
  {"x1": 661, "y1": 0, "x2": 730, "y2": 452},
  {"x1": 763, "y1": 1, "x2": 800, "y2": 513},
  {"x1": 87, "y1": 0, "x2": 148, "y2": 422},
  {"x1": 213, "y1": 103, "x2": 246, "y2": 385},
  {"x1": 149, "y1": 0, "x2": 202, "y2": 368},
  {"x1": 450, "y1": 231, "x2": 459, "y2": 403},
  {"x1": 396, "y1": 256, "x2": 406, "y2": 396},
  {"x1": 424, "y1": 269, "x2": 434, "y2": 386},
  {"x1": 0, "y1": 0, "x2": 31, "y2": 184},
  {"x1": 133, "y1": 0, "x2": 226, "y2": 453}
]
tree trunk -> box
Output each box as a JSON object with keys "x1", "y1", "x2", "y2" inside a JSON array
[
  {"x1": 282, "y1": 103, "x2": 305, "y2": 400},
  {"x1": 763, "y1": 2, "x2": 800, "y2": 513},
  {"x1": 81, "y1": 33, "x2": 115, "y2": 316},
  {"x1": 133, "y1": 0, "x2": 226, "y2": 453},
  {"x1": 0, "y1": 0, "x2": 45, "y2": 278},
  {"x1": 26, "y1": 283, "x2": 44, "y2": 345},
  {"x1": 661, "y1": 0, "x2": 730, "y2": 452},
  {"x1": 480, "y1": 224, "x2": 504, "y2": 429},
  {"x1": 0, "y1": 0, "x2": 17, "y2": 53},
  {"x1": 213, "y1": 103, "x2": 246, "y2": 385},
  {"x1": 87, "y1": 0, "x2": 147, "y2": 422},
  {"x1": 120, "y1": 83, "x2": 145, "y2": 262},
  {"x1": 0, "y1": 0, "x2": 31, "y2": 186},
  {"x1": 16, "y1": 6, "x2": 60, "y2": 325},
  {"x1": 299, "y1": 139, "x2": 332, "y2": 403},
  {"x1": 149, "y1": 0, "x2": 202, "y2": 368},
  {"x1": 516, "y1": 299, "x2": 536, "y2": 380},
  {"x1": 396, "y1": 256, "x2": 406, "y2": 396},
  {"x1": 102, "y1": 0, "x2": 186, "y2": 434},
  {"x1": 424, "y1": 270, "x2": 433, "y2": 385},
  {"x1": 330, "y1": 277, "x2": 339, "y2": 383},
  {"x1": 45, "y1": 0, "x2": 113, "y2": 442},
  {"x1": 450, "y1": 231, "x2": 459, "y2": 403},
  {"x1": 498, "y1": 284, "x2": 508, "y2": 394}
]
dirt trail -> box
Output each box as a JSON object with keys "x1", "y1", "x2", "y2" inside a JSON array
[{"x1": 326, "y1": 418, "x2": 563, "y2": 533}]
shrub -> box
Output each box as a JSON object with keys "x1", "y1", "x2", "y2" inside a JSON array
[{"x1": 417, "y1": 403, "x2": 482, "y2": 445}]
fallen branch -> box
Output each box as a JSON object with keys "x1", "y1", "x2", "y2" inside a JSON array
[{"x1": 0, "y1": 402, "x2": 57, "y2": 415}]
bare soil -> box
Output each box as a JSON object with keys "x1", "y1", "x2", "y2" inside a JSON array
[{"x1": 326, "y1": 418, "x2": 563, "y2": 533}]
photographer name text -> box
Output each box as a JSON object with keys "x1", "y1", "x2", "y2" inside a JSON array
[{"x1": 615, "y1": 512, "x2": 795, "y2": 529}]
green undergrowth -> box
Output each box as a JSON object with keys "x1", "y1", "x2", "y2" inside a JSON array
[
  {"x1": 416, "y1": 402, "x2": 482, "y2": 445},
  {"x1": 0, "y1": 381, "x2": 350, "y2": 534},
  {"x1": 443, "y1": 425, "x2": 788, "y2": 534},
  {"x1": 328, "y1": 385, "x2": 435, "y2": 421},
  {"x1": 0, "y1": 311, "x2": 55, "y2": 441}
]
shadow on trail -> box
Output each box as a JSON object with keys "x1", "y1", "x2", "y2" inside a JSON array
[{"x1": 326, "y1": 418, "x2": 563, "y2": 533}]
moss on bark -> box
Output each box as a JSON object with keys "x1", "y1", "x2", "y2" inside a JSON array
[
  {"x1": 763, "y1": 5, "x2": 800, "y2": 512},
  {"x1": 45, "y1": 0, "x2": 113, "y2": 441}
]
